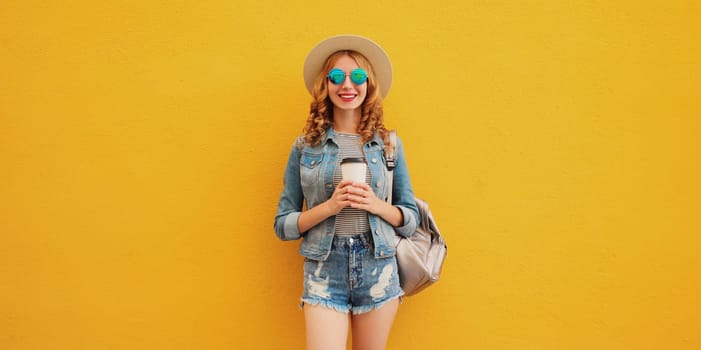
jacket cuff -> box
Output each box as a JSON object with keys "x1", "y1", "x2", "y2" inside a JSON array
[
  {"x1": 394, "y1": 205, "x2": 418, "y2": 238},
  {"x1": 282, "y1": 212, "x2": 302, "y2": 240}
]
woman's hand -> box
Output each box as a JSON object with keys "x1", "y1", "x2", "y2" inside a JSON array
[
  {"x1": 324, "y1": 180, "x2": 354, "y2": 215},
  {"x1": 346, "y1": 182, "x2": 385, "y2": 215},
  {"x1": 347, "y1": 182, "x2": 404, "y2": 227},
  {"x1": 298, "y1": 180, "x2": 355, "y2": 234}
]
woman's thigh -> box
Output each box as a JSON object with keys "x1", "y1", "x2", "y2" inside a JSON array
[
  {"x1": 351, "y1": 298, "x2": 400, "y2": 350},
  {"x1": 304, "y1": 303, "x2": 350, "y2": 350}
]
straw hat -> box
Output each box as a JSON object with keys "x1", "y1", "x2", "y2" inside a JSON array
[{"x1": 303, "y1": 34, "x2": 393, "y2": 98}]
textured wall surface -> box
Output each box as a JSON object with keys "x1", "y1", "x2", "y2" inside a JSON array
[{"x1": 2, "y1": 1, "x2": 700, "y2": 349}]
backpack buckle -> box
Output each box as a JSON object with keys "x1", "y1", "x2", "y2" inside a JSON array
[{"x1": 386, "y1": 158, "x2": 396, "y2": 171}]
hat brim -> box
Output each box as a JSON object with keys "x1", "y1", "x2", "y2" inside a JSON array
[{"x1": 303, "y1": 34, "x2": 392, "y2": 98}]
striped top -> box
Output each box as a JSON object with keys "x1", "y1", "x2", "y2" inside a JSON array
[{"x1": 333, "y1": 132, "x2": 371, "y2": 236}]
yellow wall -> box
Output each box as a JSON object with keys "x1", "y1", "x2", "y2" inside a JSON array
[{"x1": 2, "y1": 1, "x2": 700, "y2": 349}]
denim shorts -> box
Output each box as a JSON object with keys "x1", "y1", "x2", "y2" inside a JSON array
[{"x1": 301, "y1": 233, "x2": 404, "y2": 315}]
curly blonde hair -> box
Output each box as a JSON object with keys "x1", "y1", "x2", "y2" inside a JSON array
[{"x1": 302, "y1": 50, "x2": 390, "y2": 147}]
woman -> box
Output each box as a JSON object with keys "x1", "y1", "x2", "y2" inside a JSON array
[{"x1": 274, "y1": 34, "x2": 419, "y2": 350}]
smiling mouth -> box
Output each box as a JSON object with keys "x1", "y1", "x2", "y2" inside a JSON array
[{"x1": 339, "y1": 94, "x2": 357, "y2": 102}]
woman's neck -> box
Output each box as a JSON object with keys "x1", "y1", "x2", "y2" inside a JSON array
[{"x1": 333, "y1": 108, "x2": 361, "y2": 134}]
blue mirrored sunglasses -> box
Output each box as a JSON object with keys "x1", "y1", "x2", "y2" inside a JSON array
[{"x1": 327, "y1": 68, "x2": 368, "y2": 85}]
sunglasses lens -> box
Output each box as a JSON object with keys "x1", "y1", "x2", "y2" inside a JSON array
[
  {"x1": 327, "y1": 68, "x2": 367, "y2": 85},
  {"x1": 328, "y1": 68, "x2": 345, "y2": 85},
  {"x1": 350, "y1": 69, "x2": 367, "y2": 85}
]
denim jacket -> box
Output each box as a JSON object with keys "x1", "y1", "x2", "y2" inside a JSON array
[{"x1": 274, "y1": 128, "x2": 419, "y2": 261}]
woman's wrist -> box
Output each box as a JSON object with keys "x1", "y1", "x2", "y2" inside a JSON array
[{"x1": 380, "y1": 202, "x2": 404, "y2": 227}]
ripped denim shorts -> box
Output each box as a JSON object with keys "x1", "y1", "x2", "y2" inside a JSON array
[{"x1": 301, "y1": 232, "x2": 404, "y2": 315}]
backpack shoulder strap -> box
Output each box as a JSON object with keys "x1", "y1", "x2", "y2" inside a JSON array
[
  {"x1": 385, "y1": 130, "x2": 397, "y2": 203},
  {"x1": 384, "y1": 130, "x2": 397, "y2": 171}
]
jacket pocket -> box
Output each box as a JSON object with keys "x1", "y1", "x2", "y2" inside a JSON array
[{"x1": 300, "y1": 152, "x2": 323, "y2": 187}]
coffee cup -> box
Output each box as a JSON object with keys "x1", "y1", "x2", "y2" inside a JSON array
[{"x1": 340, "y1": 157, "x2": 367, "y2": 183}]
